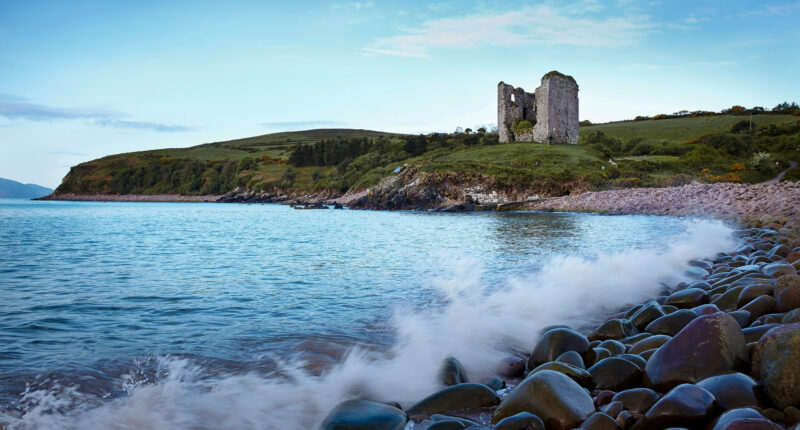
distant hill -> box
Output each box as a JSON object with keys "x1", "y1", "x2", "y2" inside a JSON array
[{"x1": 0, "y1": 178, "x2": 53, "y2": 198}]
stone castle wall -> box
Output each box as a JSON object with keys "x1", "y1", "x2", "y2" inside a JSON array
[{"x1": 498, "y1": 71, "x2": 578, "y2": 144}]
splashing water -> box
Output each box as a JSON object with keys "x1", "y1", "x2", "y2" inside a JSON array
[{"x1": 1, "y1": 219, "x2": 736, "y2": 429}]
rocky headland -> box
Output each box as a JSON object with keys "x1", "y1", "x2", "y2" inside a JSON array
[{"x1": 318, "y1": 183, "x2": 800, "y2": 429}]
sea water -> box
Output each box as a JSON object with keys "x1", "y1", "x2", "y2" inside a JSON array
[{"x1": 0, "y1": 199, "x2": 736, "y2": 429}]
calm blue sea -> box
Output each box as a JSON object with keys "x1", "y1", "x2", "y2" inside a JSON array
[{"x1": 0, "y1": 199, "x2": 734, "y2": 429}]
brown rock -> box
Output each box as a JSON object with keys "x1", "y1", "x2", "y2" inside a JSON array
[
  {"x1": 492, "y1": 370, "x2": 594, "y2": 429},
  {"x1": 644, "y1": 313, "x2": 747, "y2": 390},
  {"x1": 775, "y1": 274, "x2": 800, "y2": 312}
]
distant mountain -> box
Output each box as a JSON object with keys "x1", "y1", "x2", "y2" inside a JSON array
[{"x1": 0, "y1": 178, "x2": 53, "y2": 199}]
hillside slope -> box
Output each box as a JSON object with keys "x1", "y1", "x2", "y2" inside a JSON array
[
  {"x1": 50, "y1": 113, "x2": 800, "y2": 205},
  {"x1": 0, "y1": 178, "x2": 53, "y2": 198}
]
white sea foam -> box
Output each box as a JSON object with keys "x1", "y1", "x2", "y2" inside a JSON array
[{"x1": 2, "y1": 219, "x2": 736, "y2": 430}]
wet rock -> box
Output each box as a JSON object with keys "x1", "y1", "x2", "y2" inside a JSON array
[
  {"x1": 644, "y1": 313, "x2": 747, "y2": 390},
  {"x1": 763, "y1": 262, "x2": 797, "y2": 278},
  {"x1": 555, "y1": 350, "x2": 585, "y2": 369},
  {"x1": 665, "y1": 288, "x2": 709, "y2": 308},
  {"x1": 615, "y1": 354, "x2": 647, "y2": 372},
  {"x1": 638, "y1": 349, "x2": 657, "y2": 360},
  {"x1": 743, "y1": 324, "x2": 779, "y2": 343},
  {"x1": 729, "y1": 310, "x2": 752, "y2": 328},
  {"x1": 752, "y1": 322, "x2": 800, "y2": 378},
  {"x1": 775, "y1": 274, "x2": 800, "y2": 312},
  {"x1": 528, "y1": 328, "x2": 590, "y2": 368},
  {"x1": 583, "y1": 347, "x2": 611, "y2": 367},
  {"x1": 615, "y1": 410, "x2": 633, "y2": 429},
  {"x1": 486, "y1": 378, "x2": 506, "y2": 391},
  {"x1": 601, "y1": 401, "x2": 623, "y2": 418},
  {"x1": 739, "y1": 296, "x2": 777, "y2": 323},
  {"x1": 711, "y1": 407, "x2": 782, "y2": 430},
  {"x1": 492, "y1": 370, "x2": 594, "y2": 430},
  {"x1": 737, "y1": 283, "x2": 776, "y2": 309},
  {"x1": 629, "y1": 335, "x2": 671, "y2": 355},
  {"x1": 761, "y1": 326, "x2": 800, "y2": 409},
  {"x1": 619, "y1": 333, "x2": 652, "y2": 345},
  {"x1": 612, "y1": 388, "x2": 659, "y2": 414},
  {"x1": 630, "y1": 302, "x2": 666, "y2": 331},
  {"x1": 693, "y1": 303, "x2": 723, "y2": 316},
  {"x1": 320, "y1": 399, "x2": 407, "y2": 430},
  {"x1": 661, "y1": 304, "x2": 679, "y2": 314},
  {"x1": 595, "y1": 390, "x2": 615, "y2": 407},
  {"x1": 528, "y1": 361, "x2": 593, "y2": 387},
  {"x1": 644, "y1": 310, "x2": 697, "y2": 336},
  {"x1": 491, "y1": 412, "x2": 545, "y2": 430},
  {"x1": 640, "y1": 383, "x2": 716, "y2": 428},
  {"x1": 408, "y1": 383, "x2": 501, "y2": 416},
  {"x1": 712, "y1": 286, "x2": 746, "y2": 312},
  {"x1": 580, "y1": 412, "x2": 620, "y2": 430},
  {"x1": 598, "y1": 340, "x2": 626, "y2": 356},
  {"x1": 498, "y1": 357, "x2": 526, "y2": 378},
  {"x1": 753, "y1": 313, "x2": 784, "y2": 326},
  {"x1": 783, "y1": 308, "x2": 800, "y2": 323},
  {"x1": 589, "y1": 357, "x2": 642, "y2": 391},
  {"x1": 441, "y1": 357, "x2": 469, "y2": 386},
  {"x1": 590, "y1": 319, "x2": 638, "y2": 341},
  {"x1": 696, "y1": 373, "x2": 762, "y2": 410}
]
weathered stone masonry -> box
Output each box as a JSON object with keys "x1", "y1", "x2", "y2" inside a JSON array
[{"x1": 498, "y1": 71, "x2": 579, "y2": 144}]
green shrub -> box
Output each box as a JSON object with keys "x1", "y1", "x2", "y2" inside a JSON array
[{"x1": 514, "y1": 120, "x2": 533, "y2": 131}]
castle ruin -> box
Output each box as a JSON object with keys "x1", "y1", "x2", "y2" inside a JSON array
[{"x1": 498, "y1": 71, "x2": 579, "y2": 144}]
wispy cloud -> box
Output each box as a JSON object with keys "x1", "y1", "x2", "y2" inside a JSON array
[
  {"x1": 365, "y1": 5, "x2": 654, "y2": 58},
  {"x1": 742, "y1": 1, "x2": 800, "y2": 16},
  {"x1": 260, "y1": 120, "x2": 348, "y2": 131},
  {"x1": 0, "y1": 95, "x2": 192, "y2": 132},
  {"x1": 332, "y1": 1, "x2": 373, "y2": 11}
]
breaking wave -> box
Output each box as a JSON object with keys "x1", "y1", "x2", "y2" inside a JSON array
[{"x1": 1, "y1": 219, "x2": 736, "y2": 430}]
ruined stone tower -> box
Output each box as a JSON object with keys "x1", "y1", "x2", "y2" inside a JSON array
[{"x1": 498, "y1": 71, "x2": 579, "y2": 144}]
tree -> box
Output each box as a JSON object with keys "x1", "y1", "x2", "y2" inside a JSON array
[{"x1": 464, "y1": 128, "x2": 472, "y2": 134}]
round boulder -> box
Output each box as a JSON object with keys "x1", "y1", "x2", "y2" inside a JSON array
[
  {"x1": 644, "y1": 313, "x2": 747, "y2": 390},
  {"x1": 320, "y1": 399, "x2": 407, "y2": 430},
  {"x1": 775, "y1": 274, "x2": 800, "y2": 312},
  {"x1": 529, "y1": 361, "x2": 593, "y2": 387},
  {"x1": 580, "y1": 412, "x2": 620, "y2": 430},
  {"x1": 408, "y1": 383, "x2": 500, "y2": 416},
  {"x1": 590, "y1": 319, "x2": 638, "y2": 341},
  {"x1": 529, "y1": 328, "x2": 590, "y2": 368},
  {"x1": 761, "y1": 327, "x2": 800, "y2": 409},
  {"x1": 763, "y1": 262, "x2": 797, "y2": 278},
  {"x1": 492, "y1": 370, "x2": 594, "y2": 430},
  {"x1": 711, "y1": 407, "x2": 782, "y2": 430},
  {"x1": 611, "y1": 388, "x2": 659, "y2": 414},
  {"x1": 440, "y1": 357, "x2": 469, "y2": 386},
  {"x1": 696, "y1": 373, "x2": 762, "y2": 410},
  {"x1": 629, "y1": 335, "x2": 671, "y2": 355},
  {"x1": 665, "y1": 288, "x2": 709, "y2": 308},
  {"x1": 555, "y1": 350, "x2": 586, "y2": 369},
  {"x1": 491, "y1": 411, "x2": 545, "y2": 430},
  {"x1": 644, "y1": 310, "x2": 697, "y2": 336},
  {"x1": 642, "y1": 383, "x2": 716, "y2": 428},
  {"x1": 498, "y1": 357, "x2": 526, "y2": 378},
  {"x1": 589, "y1": 357, "x2": 642, "y2": 391}
]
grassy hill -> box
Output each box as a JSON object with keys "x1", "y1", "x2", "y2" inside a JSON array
[
  {"x1": 53, "y1": 113, "x2": 800, "y2": 198},
  {"x1": 580, "y1": 114, "x2": 796, "y2": 146}
]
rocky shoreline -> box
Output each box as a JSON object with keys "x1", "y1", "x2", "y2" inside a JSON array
[{"x1": 319, "y1": 214, "x2": 800, "y2": 429}]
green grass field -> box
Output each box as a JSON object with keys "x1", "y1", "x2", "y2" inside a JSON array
[
  {"x1": 139, "y1": 128, "x2": 399, "y2": 162},
  {"x1": 580, "y1": 114, "x2": 796, "y2": 145}
]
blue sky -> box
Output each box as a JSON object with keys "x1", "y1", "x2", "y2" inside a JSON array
[{"x1": 1, "y1": 0, "x2": 798, "y2": 188}]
